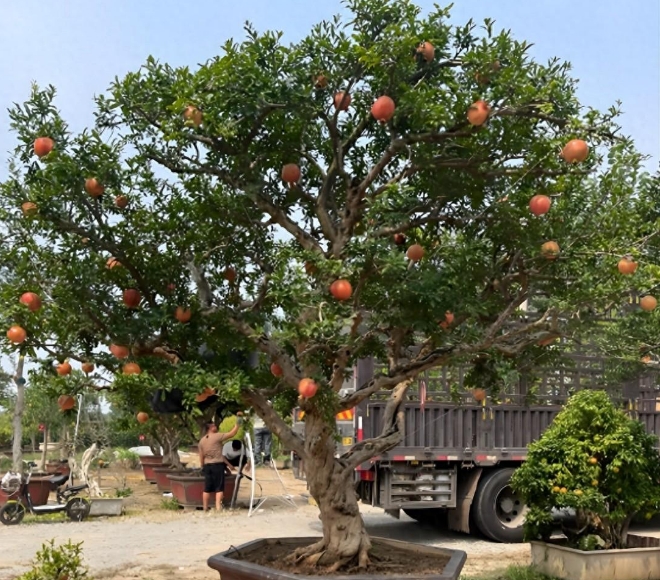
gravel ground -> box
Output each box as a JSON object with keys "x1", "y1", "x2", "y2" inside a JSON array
[{"x1": 0, "y1": 501, "x2": 529, "y2": 579}]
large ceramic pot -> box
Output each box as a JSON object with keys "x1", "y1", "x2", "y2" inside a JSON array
[
  {"x1": 530, "y1": 539, "x2": 660, "y2": 580},
  {"x1": 153, "y1": 466, "x2": 186, "y2": 492},
  {"x1": 169, "y1": 472, "x2": 236, "y2": 508},
  {"x1": 0, "y1": 475, "x2": 52, "y2": 507},
  {"x1": 207, "y1": 537, "x2": 467, "y2": 580},
  {"x1": 139, "y1": 455, "x2": 164, "y2": 483}
]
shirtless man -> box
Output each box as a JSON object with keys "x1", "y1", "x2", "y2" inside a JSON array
[{"x1": 198, "y1": 415, "x2": 242, "y2": 511}]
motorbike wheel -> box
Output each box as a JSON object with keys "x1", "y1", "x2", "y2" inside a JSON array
[
  {"x1": 0, "y1": 501, "x2": 26, "y2": 525},
  {"x1": 65, "y1": 497, "x2": 91, "y2": 522}
]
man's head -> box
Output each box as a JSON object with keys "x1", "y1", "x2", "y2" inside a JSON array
[
  {"x1": 206, "y1": 422, "x2": 218, "y2": 434},
  {"x1": 231, "y1": 439, "x2": 242, "y2": 451}
]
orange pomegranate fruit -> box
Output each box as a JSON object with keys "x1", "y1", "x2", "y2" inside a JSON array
[
  {"x1": 333, "y1": 91, "x2": 351, "y2": 111},
  {"x1": 183, "y1": 106, "x2": 203, "y2": 127},
  {"x1": 298, "y1": 378, "x2": 318, "y2": 398},
  {"x1": 617, "y1": 258, "x2": 637, "y2": 275},
  {"x1": 81, "y1": 362, "x2": 95, "y2": 374},
  {"x1": 393, "y1": 233, "x2": 406, "y2": 245},
  {"x1": 136, "y1": 411, "x2": 149, "y2": 424},
  {"x1": 224, "y1": 267, "x2": 237, "y2": 283},
  {"x1": 561, "y1": 139, "x2": 589, "y2": 164},
  {"x1": 58, "y1": 395, "x2": 75, "y2": 411},
  {"x1": 416, "y1": 42, "x2": 435, "y2": 62},
  {"x1": 57, "y1": 362, "x2": 72, "y2": 376},
  {"x1": 467, "y1": 100, "x2": 490, "y2": 126},
  {"x1": 33, "y1": 137, "x2": 55, "y2": 158},
  {"x1": 122, "y1": 362, "x2": 141, "y2": 375},
  {"x1": 640, "y1": 295, "x2": 657, "y2": 312},
  {"x1": 115, "y1": 195, "x2": 129, "y2": 209},
  {"x1": 529, "y1": 195, "x2": 552, "y2": 216},
  {"x1": 371, "y1": 96, "x2": 395, "y2": 123},
  {"x1": 19, "y1": 292, "x2": 42, "y2": 312},
  {"x1": 439, "y1": 311, "x2": 455, "y2": 330},
  {"x1": 406, "y1": 244, "x2": 425, "y2": 262},
  {"x1": 106, "y1": 257, "x2": 121, "y2": 269},
  {"x1": 6, "y1": 325, "x2": 27, "y2": 344},
  {"x1": 85, "y1": 178, "x2": 105, "y2": 198},
  {"x1": 473, "y1": 388, "x2": 487, "y2": 402},
  {"x1": 314, "y1": 74, "x2": 328, "y2": 89},
  {"x1": 541, "y1": 241, "x2": 560, "y2": 260},
  {"x1": 330, "y1": 279, "x2": 353, "y2": 301},
  {"x1": 122, "y1": 289, "x2": 141, "y2": 309},
  {"x1": 21, "y1": 202, "x2": 38, "y2": 216},
  {"x1": 175, "y1": 307, "x2": 192, "y2": 323},
  {"x1": 270, "y1": 362, "x2": 284, "y2": 377},
  {"x1": 281, "y1": 163, "x2": 301, "y2": 185},
  {"x1": 110, "y1": 344, "x2": 130, "y2": 359}
]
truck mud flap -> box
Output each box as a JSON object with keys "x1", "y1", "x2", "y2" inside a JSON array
[{"x1": 447, "y1": 467, "x2": 482, "y2": 535}]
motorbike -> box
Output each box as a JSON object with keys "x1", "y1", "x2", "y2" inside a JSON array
[{"x1": 0, "y1": 461, "x2": 90, "y2": 525}]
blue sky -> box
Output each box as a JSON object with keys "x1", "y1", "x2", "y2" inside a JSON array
[
  {"x1": 0, "y1": 0, "x2": 657, "y2": 379},
  {"x1": 0, "y1": 0, "x2": 658, "y2": 173}
]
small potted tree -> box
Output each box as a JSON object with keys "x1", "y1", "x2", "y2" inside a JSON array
[{"x1": 511, "y1": 389, "x2": 660, "y2": 580}]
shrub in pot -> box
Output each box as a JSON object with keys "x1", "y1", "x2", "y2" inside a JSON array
[{"x1": 511, "y1": 390, "x2": 660, "y2": 578}]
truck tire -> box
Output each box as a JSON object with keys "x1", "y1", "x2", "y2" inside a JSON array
[
  {"x1": 472, "y1": 468, "x2": 526, "y2": 543},
  {"x1": 403, "y1": 508, "x2": 448, "y2": 528}
]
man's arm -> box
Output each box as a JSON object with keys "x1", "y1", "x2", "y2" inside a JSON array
[{"x1": 223, "y1": 457, "x2": 235, "y2": 472}]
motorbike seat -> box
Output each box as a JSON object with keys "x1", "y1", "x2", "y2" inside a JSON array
[
  {"x1": 48, "y1": 474, "x2": 68, "y2": 487},
  {"x1": 64, "y1": 483, "x2": 88, "y2": 493}
]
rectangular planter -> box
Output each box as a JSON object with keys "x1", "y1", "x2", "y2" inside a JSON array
[
  {"x1": 531, "y1": 540, "x2": 660, "y2": 580},
  {"x1": 0, "y1": 475, "x2": 51, "y2": 507},
  {"x1": 89, "y1": 498, "x2": 124, "y2": 517},
  {"x1": 139, "y1": 456, "x2": 165, "y2": 483},
  {"x1": 169, "y1": 472, "x2": 236, "y2": 508},
  {"x1": 207, "y1": 536, "x2": 467, "y2": 580}
]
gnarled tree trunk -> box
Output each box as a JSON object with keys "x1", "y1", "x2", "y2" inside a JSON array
[
  {"x1": 11, "y1": 356, "x2": 25, "y2": 472},
  {"x1": 289, "y1": 411, "x2": 371, "y2": 572},
  {"x1": 157, "y1": 423, "x2": 182, "y2": 469}
]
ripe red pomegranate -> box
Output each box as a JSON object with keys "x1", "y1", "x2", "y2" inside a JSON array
[
  {"x1": 21, "y1": 202, "x2": 38, "y2": 216},
  {"x1": 371, "y1": 96, "x2": 395, "y2": 123},
  {"x1": 467, "y1": 100, "x2": 490, "y2": 126},
  {"x1": 85, "y1": 178, "x2": 105, "y2": 198},
  {"x1": 561, "y1": 139, "x2": 589, "y2": 164},
  {"x1": 617, "y1": 258, "x2": 637, "y2": 275},
  {"x1": 407, "y1": 244, "x2": 425, "y2": 262},
  {"x1": 175, "y1": 307, "x2": 192, "y2": 323},
  {"x1": 110, "y1": 344, "x2": 130, "y2": 359},
  {"x1": 33, "y1": 137, "x2": 54, "y2": 158},
  {"x1": 57, "y1": 362, "x2": 72, "y2": 376},
  {"x1": 123, "y1": 363, "x2": 141, "y2": 375},
  {"x1": 281, "y1": 163, "x2": 301, "y2": 184},
  {"x1": 330, "y1": 279, "x2": 352, "y2": 301},
  {"x1": 20, "y1": 292, "x2": 42, "y2": 312},
  {"x1": 270, "y1": 363, "x2": 283, "y2": 377},
  {"x1": 393, "y1": 233, "x2": 406, "y2": 245},
  {"x1": 333, "y1": 92, "x2": 351, "y2": 111},
  {"x1": 122, "y1": 289, "x2": 141, "y2": 308},
  {"x1": 6, "y1": 325, "x2": 27, "y2": 344},
  {"x1": 416, "y1": 42, "x2": 435, "y2": 62},
  {"x1": 58, "y1": 395, "x2": 75, "y2": 411},
  {"x1": 136, "y1": 412, "x2": 149, "y2": 424},
  {"x1": 529, "y1": 195, "x2": 552, "y2": 216},
  {"x1": 298, "y1": 378, "x2": 318, "y2": 398}
]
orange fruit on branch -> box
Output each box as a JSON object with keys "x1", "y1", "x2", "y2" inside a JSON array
[
  {"x1": 281, "y1": 163, "x2": 301, "y2": 185},
  {"x1": 617, "y1": 258, "x2": 637, "y2": 275},
  {"x1": 416, "y1": 42, "x2": 435, "y2": 62},
  {"x1": 393, "y1": 233, "x2": 406, "y2": 245},
  {"x1": 33, "y1": 137, "x2": 54, "y2": 158},
  {"x1": 110, "y1": 344, "x2": 130, "y2": 359},
  {"x1": 85, "y1": 178, "x2": 105, "y2": 198},
  {"x1": 81, "y1": 362, "x2": 95, "y2": 374},
  {"x1": 106, "y1": 257, "x2": 121, "y2": 269},
  {"x1": 183, "y1": 106, "x2": 203, "y2": 127},
  {"x1": 473, "y1": 388, "x2": 487, "y2": 402},
  {"x1": 406, "y1": 244, "x2": 425, "y2": 262},
  {"x1": 640, "y1": 295, "x2": 657, "y2": 312},
  {"x1": 224, "y1": 267, "x2": 237, "y2": 283},
  {"x1": 136, "y1": 411, "x2": 149, "y2": 424},
  {"x1": 122, "y1": 289, "x2": 141, "y2": 309},
  {"x1": 19, "y1": 292, "x2": 42, "y2": 312},
  {"x1": 467, "y1": 100, "x2": 490, "y2": 126},
  {"x1": 330, "y1": 279, "x2": 352, "y2": 301},
  {"x1": 529, "y1": 195, "x2": 552, "y2": 216},
  {"x1": 57, "y1": 395, "x2": 75, "y2": 411},
  {"x1": 122, "y1": 362, "x2": 141, "y2": 375},
  {"x1": 333, "y1": 91, "x2": 351, "y2": 111},
  {"x1": 115, "y1": 195, "x2": 129, "y2": 209},
  {"x1": 371, "y1": 96, "x2": 395, "y2": 123},
  {"x1": 541, "y1": 241, "x2": 560, "y2": 260},
  {"x1": 6, "y1": 325, "x2": 27, "y2": 344},
  {"x1": 57, "y1": 362, "x2": 72, "y2": 376},
  {"x1": 175, "y1": 306, "x2": 192, "y2": 323},
  {"x1": 314, "y1": 74, "x2": 328, "y2": 89},
  {"x1": 561, "y1": 139, "x2": 589, "y2": 164},
  {"x1": 21, "y1": 202, "x2": 38, "y2": 216},
  {"x1": 298, "y1": 378, "x2": 318, "y2": 398},
  {"x1": 270, "y1": 363, "x2": 283, "y2": 377}
]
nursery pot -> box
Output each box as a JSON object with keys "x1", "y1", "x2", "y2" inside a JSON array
[
  {"x1": 0, "y1": 475, "x2": 52, "y2": 507},
  {"x1": 89, "y1": 498, "x2": 124, "y2": 517},
  {"x1": 153, "y1": 466, "x2": 186, "y2": 492},
  {"x1": 207, "y1": 536, "x2": 467, "y2": 580},
  {"x1": 139, "y1": 455, "x2": 165, "y2": 482},
  {"x1": 530, "y1": 539, "x2": 660, "y2": 580},
  {"x1": 169, "y1": 472, "x2": 236, "y2": 508}
]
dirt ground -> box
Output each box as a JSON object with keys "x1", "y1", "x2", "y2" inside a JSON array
[{"x1": 0, "y1": 461, "x2": 529, "y2": 579}]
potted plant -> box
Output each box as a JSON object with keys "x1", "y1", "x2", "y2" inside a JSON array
[
  {"x1": 511, "y1": 389, "x2": 660, "y2": 580},
  {"x1": 169, "y1": 468, "x2": 236, "y2": 509}
]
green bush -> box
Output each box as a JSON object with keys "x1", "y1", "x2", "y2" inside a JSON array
[
  {"x1": 219, "y1": 415, "x2": 245, "y2": 441},
  {"x1": 18, "y1": 540, "x2": 90, "y2": 580},
  {"x1": 113, "y1": 447, "x2": 141, "y2": 469},
  {"x1": 511, "y1": 389, "x2": 660, "y2": 549}
]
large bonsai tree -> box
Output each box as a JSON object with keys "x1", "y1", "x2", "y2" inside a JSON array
[{"x1": 0, "y1": 0, "x2": 657, "y2": 570}]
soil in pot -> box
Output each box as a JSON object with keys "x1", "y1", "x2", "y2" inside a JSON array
[{"x1": 246, "y1": 538, "x2": 450, "y2": 577}]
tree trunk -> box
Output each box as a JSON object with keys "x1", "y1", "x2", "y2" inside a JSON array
[
  {"x1": 30, "y1": 433, "x2": 36, "y2": 454},
  {"x1": 11, "y1": 356, "x2": 26, "y2": 472},
  {"x1": 290, "y1": 412, "x2": 371, "y2": 571},
  {"x1": 161, "y1": 426, "x2": 183, "y2": 469},
  {"x1": 40, "y1": 425, "x2": 49, "y2": 470},
  {"x1": 59, "y1": 426, "x2": 68, "y2": 461}
]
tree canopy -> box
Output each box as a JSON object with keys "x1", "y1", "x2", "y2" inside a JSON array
[{"x1": 0, "y1": 0, "x2": 657, "y2": 569}]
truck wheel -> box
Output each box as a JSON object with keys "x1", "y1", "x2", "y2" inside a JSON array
[
  {"x1": 472, "y1": 468, "x2": 526, "y2": 543},
  {"x1": 403, "y1": 508, "x2": 447, "y2": 528}
]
